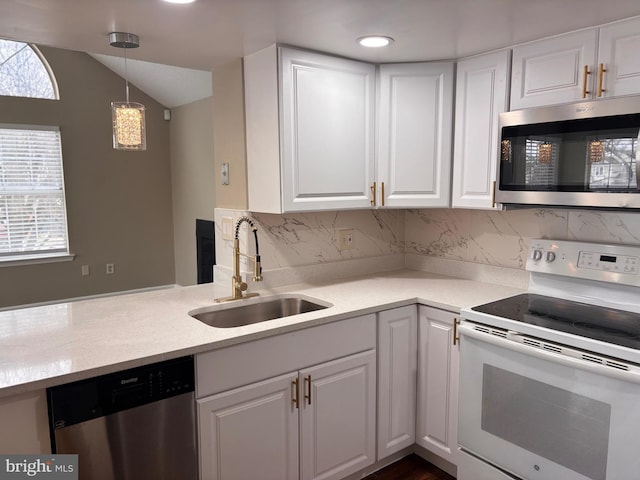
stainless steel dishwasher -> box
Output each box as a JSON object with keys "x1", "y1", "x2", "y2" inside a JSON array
[{"x1": 47, "y1": 355, "x2": 197, "y2": 480}]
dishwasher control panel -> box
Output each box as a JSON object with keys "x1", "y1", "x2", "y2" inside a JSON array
[{"x1": 47, "y1": 355, "x2": 194, "y2": 429}]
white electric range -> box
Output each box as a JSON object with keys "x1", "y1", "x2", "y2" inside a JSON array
[{"x1": 457, "y1": 239, "x2": 640, "y2": 480}]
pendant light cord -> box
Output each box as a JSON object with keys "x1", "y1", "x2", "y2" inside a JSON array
[{"x1": 124, "y1": 47, "x2": 130, "y2": 104}]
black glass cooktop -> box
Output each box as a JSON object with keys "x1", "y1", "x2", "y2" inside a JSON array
[{"x1": 472, "y1": 293, "x2": 640, "y2": 351}]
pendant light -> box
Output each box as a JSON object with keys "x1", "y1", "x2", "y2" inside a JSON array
[
  {"x1": 500, "y1": 140, "x2": 512, "y2": 163},
  {"x1": 538, "y1": 141, "x2": 553, "y2": 165},
  {"x1": 589, "y1": 140, "x2": 604, "y2": 163},
  {"x1": 109, "y1": 32, "x2": 146, "y2": 151}
]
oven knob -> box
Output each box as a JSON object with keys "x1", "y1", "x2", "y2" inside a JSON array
[
  {"x1": 546, "y1": 251, "x2": 556, "y2": 263},
  {"x1": 532, "y1": 249, "x2": 543, "y2": 261}
]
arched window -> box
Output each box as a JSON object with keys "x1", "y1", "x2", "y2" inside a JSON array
[{"x1": 0, "y1": 39, "x2": 59, "y2": 100}]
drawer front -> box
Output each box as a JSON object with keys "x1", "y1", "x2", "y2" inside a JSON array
[{"x1": 196, "y1": 314, "x2": 376, "y2": 398}]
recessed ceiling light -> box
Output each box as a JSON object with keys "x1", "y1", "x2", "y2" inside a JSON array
[
  {"x1": 357, "y1": 36, "x2": 394, "y2": 48},
  {"x1": 162, "y1": 0, "x2": 196, "y2": 4}
]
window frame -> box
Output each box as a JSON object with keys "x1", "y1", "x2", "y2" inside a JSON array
[
  {"x1": 0, "y1": 39, "x2": 60, "y2": 100},
  {"x1": 0, "y1": 123, "x2": 73, "y2": 266}
]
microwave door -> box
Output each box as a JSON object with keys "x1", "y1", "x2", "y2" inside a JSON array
[{"x1": 497, "y1": 104, "x2": 640, "y2": 208}]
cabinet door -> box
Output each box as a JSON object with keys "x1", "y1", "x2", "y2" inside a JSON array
[
  {"x1": 417, "y1": 306, "x2": 460, "y2": 465},
  {"x1": 510, "y1": 29, "x2": 598, "y2": 109},
  {"x1": 197, "y1": 372, "x2": 299, "y2": 480},
  {"x1": 452, "y1": 51, "x2": 510, "y2": 209},
  {"x1": 598, "y1": 17, "x2": 640, "y2": 98},
  {"x1": 377, "y1": 62, "x2": 454, "y2": 208},
  {"x1": 299, "y1": 350, "x2": 376, "y2": 480},
  {"x1": 280, "y1": 47, "x2": 376, "y2": 212},
  {"x1": 377, "y1": 306, "x2": 417, "y2": 459}
]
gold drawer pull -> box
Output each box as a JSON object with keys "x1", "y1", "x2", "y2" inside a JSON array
[
  {"x1": 453, "y1": 318, "x2": 460, "y2": 346},
  {"x1": 292, "y1": 378, "x2": 300, "y2": 409},
  {"x1": 304, "y1": 375, "x2": 312, "y2": 405},
  {"x1": 597, "y1": 63, "x2": 607, "y2": 97},
  {"x1": 582, "y1": 65, "x2": 591, "y2": 98}
]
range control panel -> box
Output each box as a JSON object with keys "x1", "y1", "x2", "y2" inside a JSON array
[
  {"x1": 527, "y1": 239, "x2": 640, "y2": 287},
  {"x1": 577, "y1": 251, "x2": 639, "y2": 274}
]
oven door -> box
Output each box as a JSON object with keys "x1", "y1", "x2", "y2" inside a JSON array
[{"x1": 458, "y1": 322, "x2": 640, "y2": 480}]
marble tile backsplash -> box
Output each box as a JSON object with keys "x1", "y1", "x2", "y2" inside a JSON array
[
  {"x1": 215, "y1": 209, "x2": 405, "y2": 282},
  {"x1": 406, "y1": 208, "x2": 640, "y2": 270},
  {"x1": 251, "y1": 209, "x2": 404, "y2": 268},
  {"x1": 405, "y1": 208, "x2": 569, "y2": 269},
  {"x1": 215, "y1": 207, "x2": 640, "y2": 283}
]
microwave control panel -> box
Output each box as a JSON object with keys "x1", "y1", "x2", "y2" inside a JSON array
[{"x1": 527, "y1": 239, "x2": 640, "y2": 286}]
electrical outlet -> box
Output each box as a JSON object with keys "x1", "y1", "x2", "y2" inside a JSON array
[
  {"x1": 106, "y1": 263, "x2": 115, "y2": 275},
  {"x1": 81, "y1": 265, "x2": 90, "y2": 276},
  {"x1": 222, "y1": 216, "x2": 234, "y2": 240},
  {"x1": 339, "y1": 229, "x2": 355, "y2": 251}
]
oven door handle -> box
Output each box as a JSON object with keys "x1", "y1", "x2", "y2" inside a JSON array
[{"x1": 460, "y1": 323, "x2": 640, "y2": 385}]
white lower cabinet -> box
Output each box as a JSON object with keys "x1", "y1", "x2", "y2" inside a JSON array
[
  {"x1": 376, "y1": 305, "x2": 418, "y2": 458},
  {"x1": 197, "y1": 319, "x2": 376, "y2": 480},
  {"x1": 198, "y1": 373, "x2": 299, "y2": 480},
  {"x1": 299, "y1": 351, "x2": 376, "y2": 480},
  {"x1": 416, "y1": 305, "x2": 460, "y2": 466}
]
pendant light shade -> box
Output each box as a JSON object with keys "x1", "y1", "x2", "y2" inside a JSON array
[
  {"x1": 109, "y1": 32, "x2": 146, "y2": 151},
  {"x1": 589, "y1": 140, "x2": 604, "y2": 163},
  {"x1": 538, "y1": 142, "x2": 553, "y2": 164},
  {"x1": 111, "y1": 101, "x2": 146, "y2": 150}
]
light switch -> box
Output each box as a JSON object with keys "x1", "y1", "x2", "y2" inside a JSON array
[{"x1": 221, "y1": 163, "x2": 229, "y2": 185}]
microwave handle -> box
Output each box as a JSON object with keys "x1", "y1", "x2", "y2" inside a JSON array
[
  {"x1": 636, "y1": 129, "x2": 640, "y2": 190},
  {"x1": 460, "y1": 323, "x2": 640, "y2": 384}
]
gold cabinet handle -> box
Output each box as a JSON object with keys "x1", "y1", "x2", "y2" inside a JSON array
[
  {"x1": 453, "y1": 318, "x2": 460, "y2": 346},
  {"x1": 304, "y1": 375, "x2": 312, "y2": 405},
  {"x1": 491, "y1": 180, "x2": 496, "y2": 208},
  {"x1": 597, "y1": 63, "x2": 607, "y2": 97},
  {"x1": 582, "y1": 65, "x2": 591, "y2": 98},
  {"x1": 381, "y1": 181, "x2": 385, "y2": 207},
  {"x1": 370, "y1": 182, "x2": 377, "y2": 206},
  {"x1": 292, "y1": 378, "x2": 300, "y2": 409}
]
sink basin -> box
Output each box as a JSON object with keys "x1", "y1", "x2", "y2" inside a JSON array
[{"x1": 189, "y1": 295, "x2": 331, "y2": 328}]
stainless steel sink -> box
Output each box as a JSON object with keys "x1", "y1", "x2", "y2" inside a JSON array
[{"x1": 188, "y1": 295, "x2": 331, "y2": 328}]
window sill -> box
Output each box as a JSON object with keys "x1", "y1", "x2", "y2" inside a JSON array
[{"x1": 0, "y1": 253, "x2": 75, "y2": 267}]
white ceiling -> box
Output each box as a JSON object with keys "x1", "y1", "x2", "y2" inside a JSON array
[
  {"x1": 89, "y1": 53, "x2": 212, "y2": 108},
  {"x1": 3, "y1": 0, "x2": 640, "y2": 107}
]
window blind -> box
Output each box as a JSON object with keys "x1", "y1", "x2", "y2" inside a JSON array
[{"x1": 0, "y1": 125, "x2": 69, "y2": 260}]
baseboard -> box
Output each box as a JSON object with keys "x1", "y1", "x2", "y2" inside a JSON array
[
  {"x1": 340, "y1": 446, "x2": 414, "y2": 480},
  {"x1": 413, "y1": 444, "x2": 457, "y2": 477}
]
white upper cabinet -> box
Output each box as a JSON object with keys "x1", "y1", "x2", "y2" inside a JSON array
[
  {"x1": 244, "y1": 45, "x2": 376, "y2": 213},
  {"x1": 452, "y1": 51, "x2": 510, "y2": 209},
  {"x1": 598, "y1": 16, "x2": 640, "y2": 98},
  {"x1": 510, "y1": 29, "x2": 598, "y2": 109},
  {"x1": 377, "y1": 62, "x2": 454, "y2": 208},
  {"x1": 511, "y1": 16, "x2": 640, "y2": 110}
]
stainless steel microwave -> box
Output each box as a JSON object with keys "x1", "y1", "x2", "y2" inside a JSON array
[{"x1": 496, "y1": 97, "x2": 640, "y2": 209}]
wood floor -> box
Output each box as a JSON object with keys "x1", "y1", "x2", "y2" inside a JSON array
[{"x1": 363, "y1": 454, "x2": 455, "y2": 480}]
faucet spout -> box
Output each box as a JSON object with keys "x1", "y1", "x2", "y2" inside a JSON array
[{"x1": 215, "y1": 216, "x2": 263, "y2": 303}]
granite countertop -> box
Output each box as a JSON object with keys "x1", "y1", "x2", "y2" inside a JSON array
[{"x1": 0, "y1": 269, "x2": 525, "y2": 398}]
